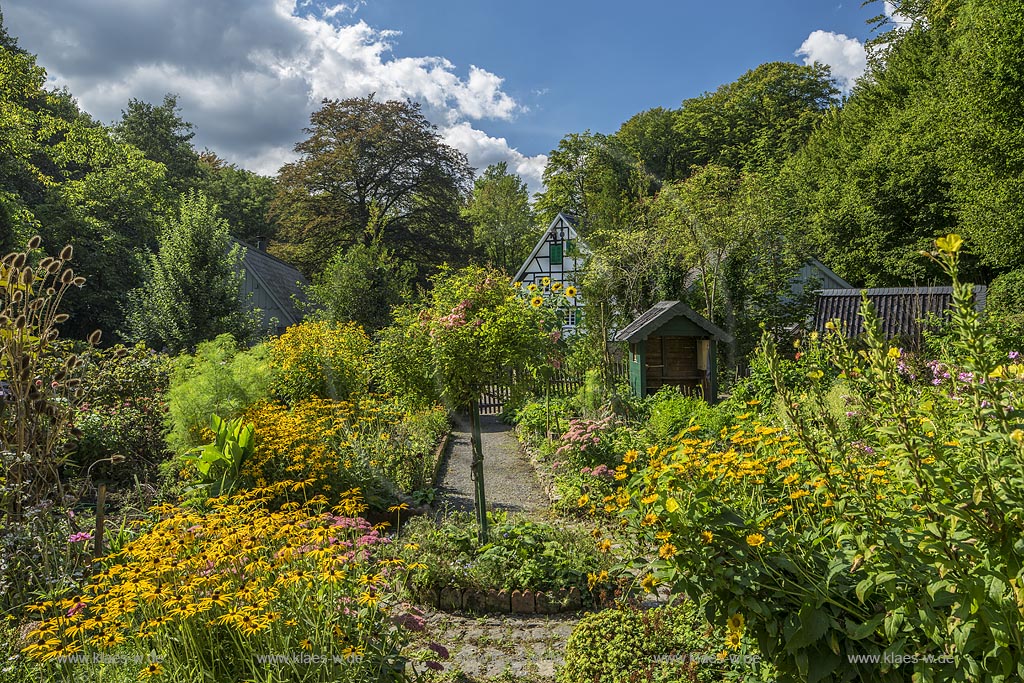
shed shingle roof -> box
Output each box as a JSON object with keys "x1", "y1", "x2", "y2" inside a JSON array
[
  {"x1": 813, "y1": 286, "x2": 986, "y2": 339},
  {"x1": 235, "y1": 239, "x2": 309, "y2": 327},
  {"x1": 614, "y1": 301, "x2": 732, "y2": 344}
]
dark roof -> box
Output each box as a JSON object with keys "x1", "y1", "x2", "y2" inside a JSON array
[
  {"x1": 813, "y1": 286, "x2": 987, "y2": 339},
  {"x1": 235, "y1": 239, "x2": 309, "y2": 327},
  {"x1": 614, "y1": 301, "x2": 732, "y2": 344}
]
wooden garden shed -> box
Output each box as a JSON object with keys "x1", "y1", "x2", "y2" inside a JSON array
[{"x1": 614, "y1": 301, "x2": 732, "y2": 402}]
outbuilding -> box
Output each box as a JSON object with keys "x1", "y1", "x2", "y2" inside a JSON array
[{"x1": 614, "y1": 301, "x2": 732, "y2": 402}]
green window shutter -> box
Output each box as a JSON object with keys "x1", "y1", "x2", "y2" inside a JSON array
[{"x1": 549, "y1": 242, "x2": 563, "y2": 265}]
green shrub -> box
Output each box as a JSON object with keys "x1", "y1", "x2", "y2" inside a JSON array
[
  {"x1": 269, "y1": 320, "x2": 371, "y2": 403},
  {"x1": 164, "y1": 334, "x2": 275, "y2": 453},
  {"x1": 72, "y1": 344, "x2": 172, "y2": 486},
  {"x1": 394, "y1": 512, "x2": 614, "y2": 594},
  {"x1": 644, "y1": 387, "x2": 731, "y2": 443},
  {"x1": 560, "y1": 604, "x2": 758, "y2": 683}
]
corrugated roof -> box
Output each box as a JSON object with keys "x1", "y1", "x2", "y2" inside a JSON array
[
  {"x1": 614, "y1": 300, "x2": 732, "y2": 343},
  {"x1": 235, "y1": 239, "x2": 309, "y2": 327},
  {"x1": 813, "y1": 286, "x2": 987, "y2": 339}
]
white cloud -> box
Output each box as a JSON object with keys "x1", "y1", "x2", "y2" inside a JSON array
[
  {"x1": 3, "y1": 0, "x2": 547, "y2": 182},
  {"x1": 442, "y1": 123, "x2": 548, "y2": 195},
  {"x1": 884, "y1": 1, "x2": 914, "y2": 29},
  {"x1": 795, "y1": 30, "x2": 867, "y2": 91}
]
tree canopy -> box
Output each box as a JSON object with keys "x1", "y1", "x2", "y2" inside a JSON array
[
  {"x1": 463, "y1": 162, "x2": 537, "y2": 275},
  {"x1": 272, "y1": 96, "x2": 474, "y2": 277}
]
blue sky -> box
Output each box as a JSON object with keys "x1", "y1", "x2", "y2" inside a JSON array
[{"x1": 3, "y1": 0, "x2": 899, "y2": 192}]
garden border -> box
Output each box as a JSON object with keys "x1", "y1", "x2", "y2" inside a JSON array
[{"x1": 411, "y1": 585, "x2": 617, "y2": 615}]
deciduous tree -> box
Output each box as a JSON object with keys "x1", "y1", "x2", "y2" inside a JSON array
[{"x1": 272, "y1": 96, "x2": 473, "y2": 276}]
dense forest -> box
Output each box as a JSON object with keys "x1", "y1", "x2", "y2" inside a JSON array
[{"x1": 2, "y1": 0, "x2": 1023, "y2": 365}]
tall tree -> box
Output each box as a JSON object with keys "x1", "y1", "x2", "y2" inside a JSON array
[
  {"x1": 113, "y1": 94, "x2": 201, "y2": 194},
  {"x1": 463, "y1": 162, "x2": 537, "y2": 274},
  {"x1": 126, "y1": 191, "x2": 257, "y2": 352},
  {"x1": 196, "y1": 151, "x2": 278, "y2": 243},
  {"x1": 674, "y1": 61, "x2": 840, "y2": 174},
  {"x1": 272, "y1": 95, "x2": 474, "y2": 276}
]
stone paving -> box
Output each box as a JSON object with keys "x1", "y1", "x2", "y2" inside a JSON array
[{"x1": 421, "y1": 414, "x2": 580, "y2": 681}]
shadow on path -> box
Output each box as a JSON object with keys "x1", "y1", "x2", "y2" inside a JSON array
[{"x1": 435, "y1": 413, "x2": 548, "y2": 515}]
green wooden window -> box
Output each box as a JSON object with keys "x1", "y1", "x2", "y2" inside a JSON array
[{"x1": 549, "y1": 242, "x2": 563, "y2": 265}]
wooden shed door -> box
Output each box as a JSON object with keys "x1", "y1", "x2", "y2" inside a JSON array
[{"x1": 646, "y1": 336, "x2": 703, "y2": 397}]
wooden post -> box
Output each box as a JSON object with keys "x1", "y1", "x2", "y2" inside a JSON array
[
  {"x1": 94, "y1": 481, "x2": 106, "y2": 561},
  {"x1": 469, "y1": 399, "x2": 488, "y2": 544}
]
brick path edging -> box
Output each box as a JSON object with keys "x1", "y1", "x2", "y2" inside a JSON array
[{"x1": 413, "y1": 586, "x2": 617, "y2": 615}]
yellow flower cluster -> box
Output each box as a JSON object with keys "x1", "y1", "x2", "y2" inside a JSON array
[
  {"x1": 242, "y1": 396, "x2": 445, "y2": 500},
  {"x1": 23, "y1": 483, "x2": 405, "y2": 679},
  {"x1": 269, "y1": 321, "x2": 371, "y2": 402}
]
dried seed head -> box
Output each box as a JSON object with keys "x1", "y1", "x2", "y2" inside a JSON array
[
  {"x1": 14, "y1": 314, "x2": 26, "y2": 329},
  {"x1": 59, "y1": 245, "x2": 73, "y2": 261},
  {"x1": 60, "y1": 270, "x2": 74, "y2": 285},
  {"x1": 53, "y1": 313, "x2": 69, "y2": 324},
  {"x1": 11, "y1": 290, "x2": 23, "y2": 303},
  {"x1": 87, "y1": 329, "x2": 102, "y2": 346},
  {"x1": 46, "y1": 260, "x2": 61, "y2": 275},
  {"x1": 2, "y1": 252, "x2": 17, "y2": 266},
  {"x1": 19, "y1": 268, "x2": 32, "y2": 285},
  {"x1": 110, "y1": 454, "x2": 126, "y2": 464},
  {"x1": 26, "y1": 235, "x2": 42, "y2": 250},
  {"x1": 72, "y1": 277, "x2": 86, "y2": 287},
  {"x1": 46, "y1": 287, "x2": 55, "y2": 296},
  {"x1": 12, "y1": 253, "x2": 26, "y2": 269}
]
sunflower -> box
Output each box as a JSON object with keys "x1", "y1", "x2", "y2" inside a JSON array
[
  {"x1": 541, "y1": 277, "x2": 551, "y2": 285},
  {"x1": 527, "y1": 283, "x2": 538, "y2": 293},
  {"x1": 725, "y1": 630, "x2": 743, "y2": 650},
  {"x1": 658, "y1": 543, "x2": 677, "y2": 559},
  {"x1": 564, "y1": 286, "x2": 577, "y2": 298},
  {"x1": 727, "y1": 613, "x2": 745, "y2": 632},
  {"x1": 530, "y1": 296, "x2": 543, "y2": 308},
  {"x1": 700, "y1": 530, "x2": 714, "y2": 545},
  {"x1": 746, "y1": 533, "x2": 766, "y2": 547},
  {"x1": 640, "y1": 574, "x2": 660, "y2": 592},
  {"x1": 551, "y1": 281, "x2": 563, "y2": 292}
]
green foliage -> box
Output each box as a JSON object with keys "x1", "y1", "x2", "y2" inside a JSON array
[
  {"x1": 112, "y1": 93, "x2": 200, "y2": 194},
  {"x1": 307, "y1": 242, "x2": 414, "y2": 333},
  {"x1": 182, "y1": 414, "x2": 255, "y2": 497},
  {"x1": 674, "y1": 61, "x2": 839, "y2": 174},
  {"x1": 560, "y1": 604, "x2": 756, "y2": 683},
  {"x1": 394, "y1": 512, "x2": 614, "y2": 594},
  {"x1": 621, "y1": 236, "x2": 1024, "y2": 681},
  {"x1": 269, "y1": 320, "x2": 371, "y2": 403},
  {"x1": 644, "y1": 387, "x2": 731, "y2": 443},
  {"x1": 74, "y1": 345, "x2": 173, "y2": 487},
  {"x1": 375, "y1": 265, "x2": 558, "y2": 408},
  {"x1": 272, "y1": 95, "x2": 473, "y2": 277},
  {"x1": 984, "y1": 268, "x2": 1024, "y2": 351},
  {"x1": 164, "y1": 334, "x2": 275, "y2": 453},
  {"x1": 195, "y1": 152, "x2": 278, "y2": 243},
  {"x1": 463, "y1": 161, "x2": 538, "y2": 274},
  {"x1": 126, "y1": 190, "x2": 261, "y2": 352}
]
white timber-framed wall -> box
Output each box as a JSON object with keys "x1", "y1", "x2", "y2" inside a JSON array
[{"x1": 513, "y1": 212, "x2": 586, "y2": 333}]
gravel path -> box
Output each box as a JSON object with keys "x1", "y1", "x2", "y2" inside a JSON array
[{"x1": 435, "y1": 413, "x2": 549, "y2": 514}]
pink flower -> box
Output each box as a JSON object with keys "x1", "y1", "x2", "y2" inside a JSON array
[{"x1": 69, "y1": 531, "x2": 93, "y2": 544}]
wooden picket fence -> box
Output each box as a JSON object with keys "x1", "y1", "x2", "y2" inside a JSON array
[{"x1": 478, "y1": 361, "x2": 628, "y2": 416}]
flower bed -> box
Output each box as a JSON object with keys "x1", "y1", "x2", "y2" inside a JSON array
[{"x1": 20, "y1": 482, "x2": 447, "y2": 681}]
